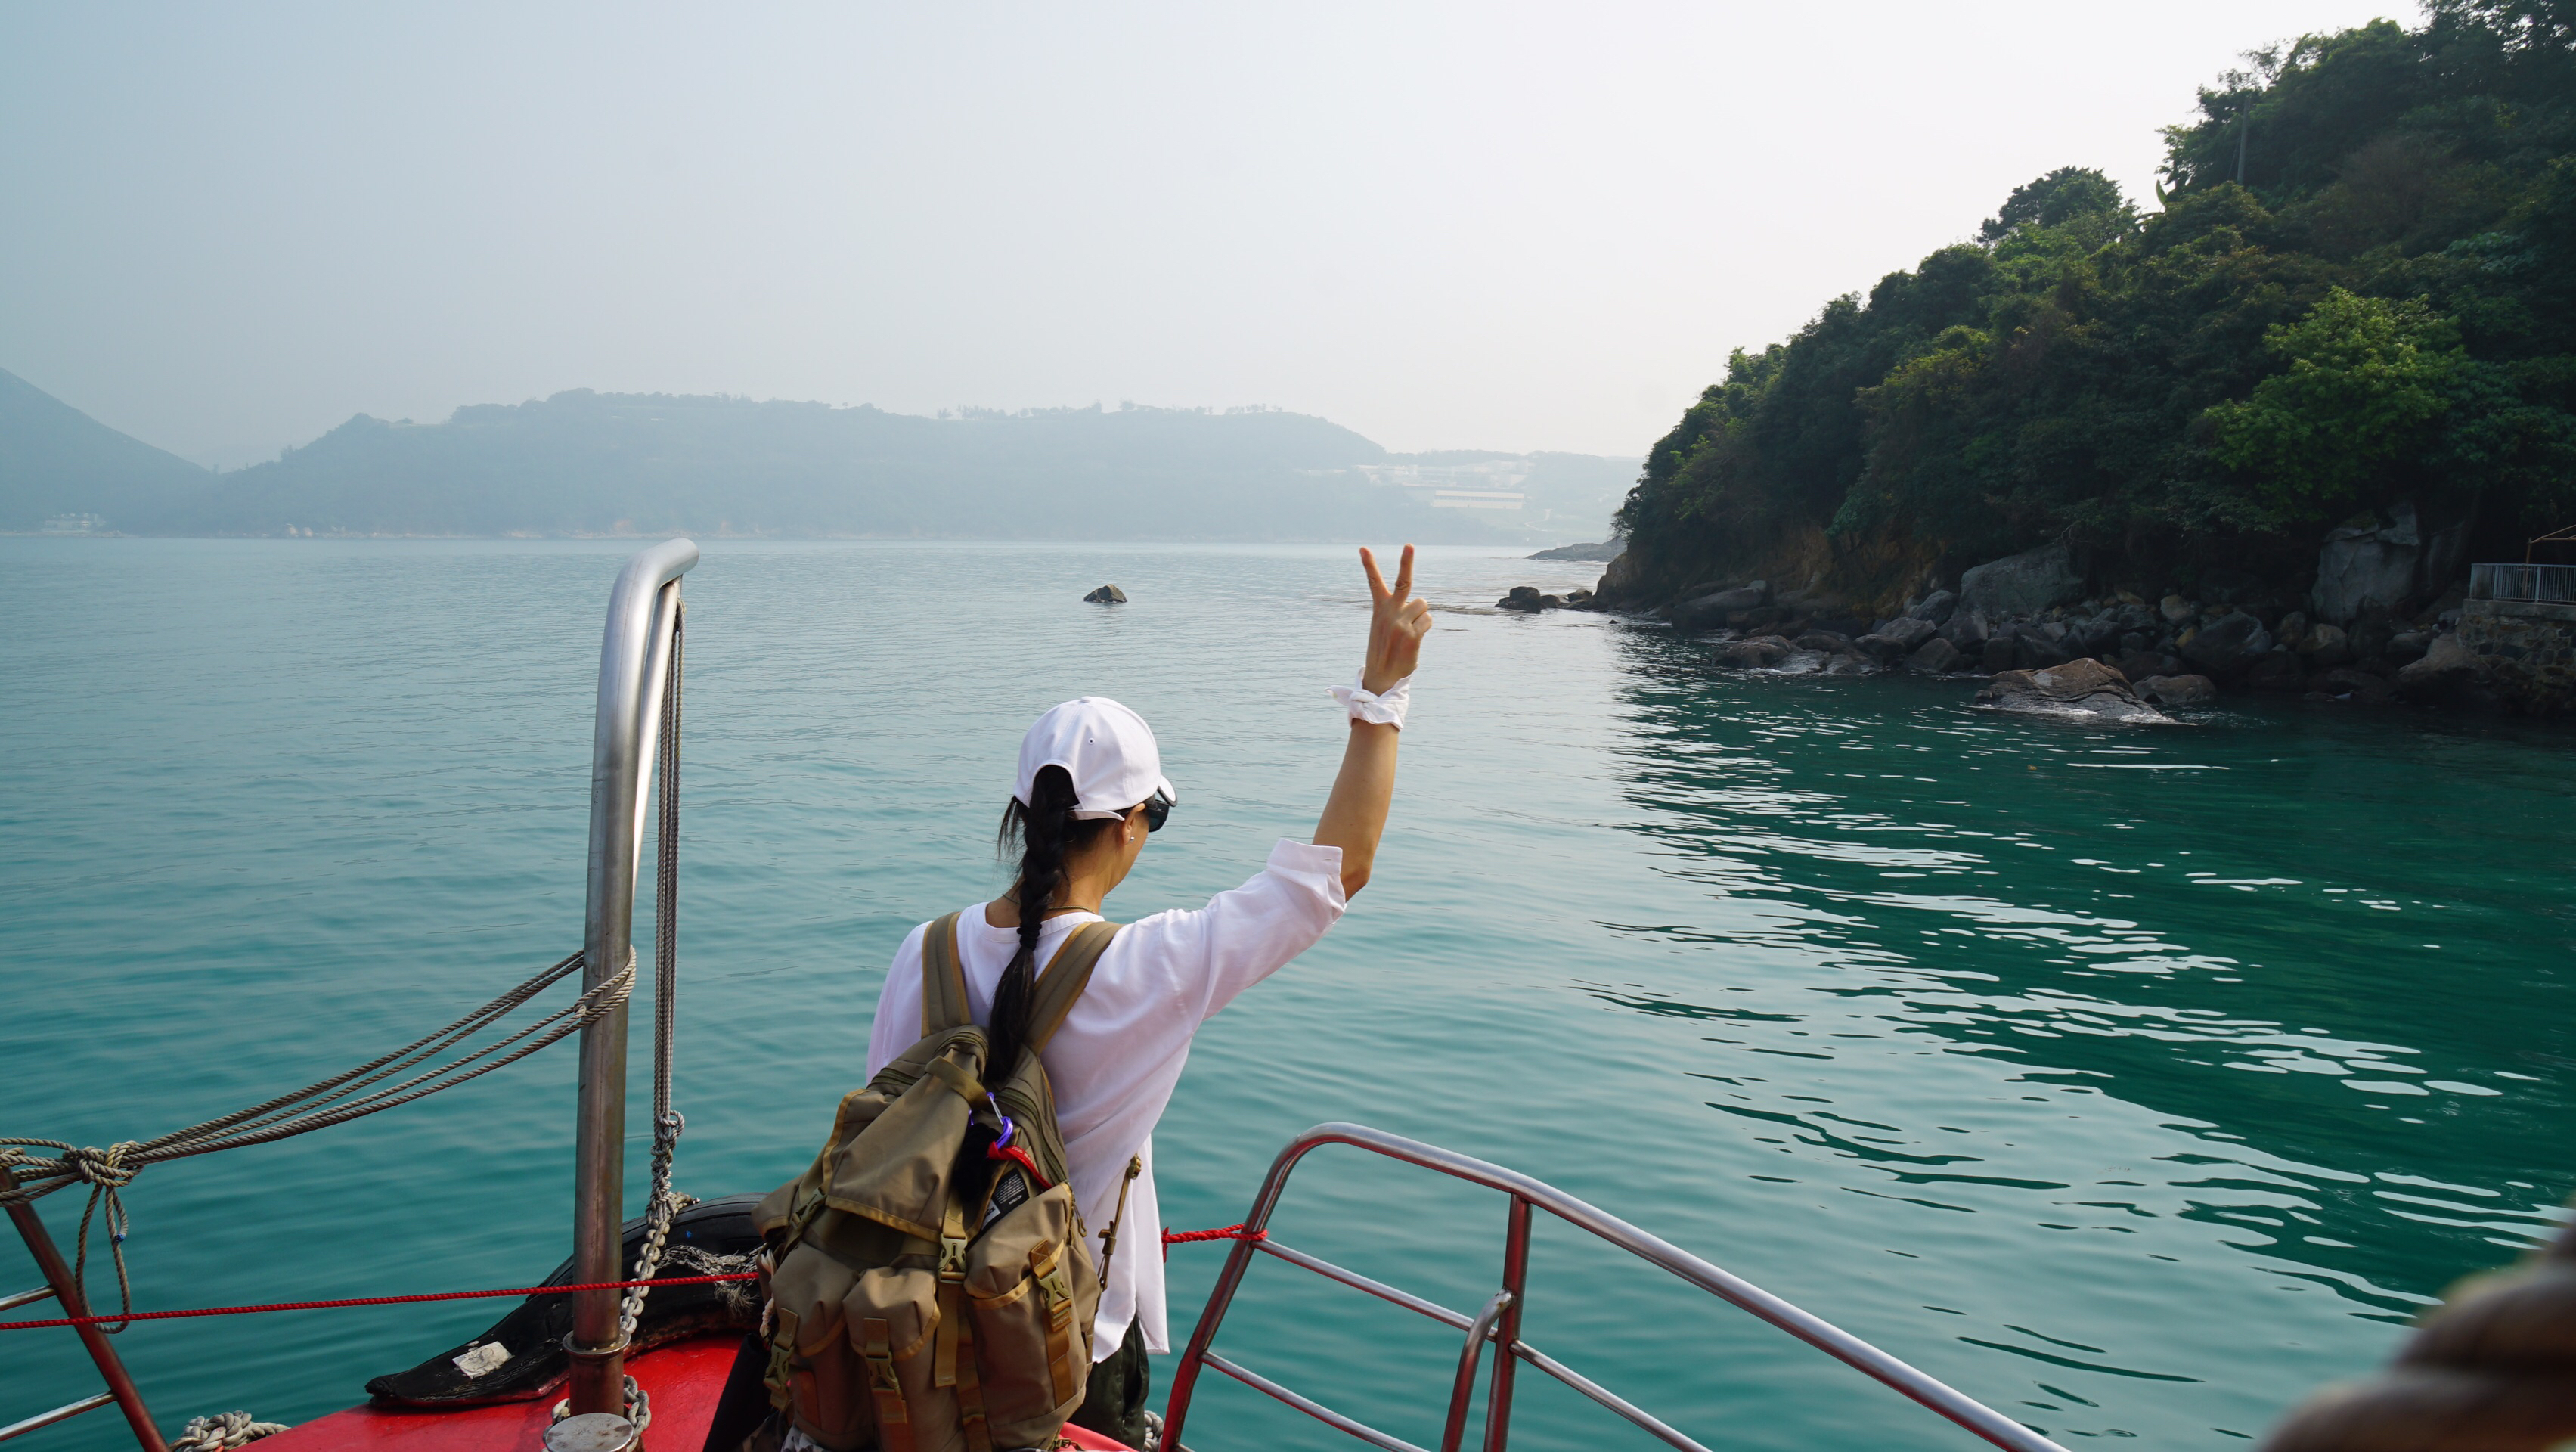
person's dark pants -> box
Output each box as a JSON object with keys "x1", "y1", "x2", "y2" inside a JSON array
[
  {"x1": 703, "y1": 1323, "x2": 1153, "y2": 1452},
  {"x1": 1068, "y1": 1320, "x2": 1152, "y2": 1448}
]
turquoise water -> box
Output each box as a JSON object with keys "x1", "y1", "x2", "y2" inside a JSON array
[{"x1": 3, "y1": 538, "x2": 2569, "y2": 1452}]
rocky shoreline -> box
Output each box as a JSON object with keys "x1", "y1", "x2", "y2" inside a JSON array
[{"x1": 1499, "y1": 510, "x2": 2545, "y2": 721}]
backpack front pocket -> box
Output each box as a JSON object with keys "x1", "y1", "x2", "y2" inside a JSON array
[
  {"x1": 842, "y1": 1267, "x2": 958, "y2": 1452},
  {"x1": 768, "y1": 1244, "x2": 866, "y2": 1450},
  {"x1": 963, "y1": 1182, "x2": 1098, "y2": 1445}
]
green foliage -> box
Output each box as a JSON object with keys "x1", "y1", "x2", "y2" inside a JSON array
[
  {"x1": 1620, "y1": 5, "x2": 2576, "y2": 600},
  {"x1": 2209, "y1": 288, "x2": 2469, "y2": 506}
]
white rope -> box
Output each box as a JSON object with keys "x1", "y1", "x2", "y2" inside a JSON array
[{"x1": 171, "y1": 1412, "x2": 287, "y2": 1452}]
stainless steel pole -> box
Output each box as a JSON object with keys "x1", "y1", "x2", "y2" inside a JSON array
[{"x1": 567, "y1": 540, "x2": 698, "y2": 1419}]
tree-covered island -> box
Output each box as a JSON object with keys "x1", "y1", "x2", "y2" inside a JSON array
[{"x1": 1599, "y1": 2, "x2": 2576, "y2": 710}]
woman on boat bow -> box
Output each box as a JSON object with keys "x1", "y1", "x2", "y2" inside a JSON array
[{"x1": 859, "y1": 545, "x2": 1428, "y2": 1446}]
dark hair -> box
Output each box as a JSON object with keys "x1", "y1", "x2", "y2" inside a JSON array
[{"x1": 990, "y1": 765, "x2": 1121, "y2": 1076}]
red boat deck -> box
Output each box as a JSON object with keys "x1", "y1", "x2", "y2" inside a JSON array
[{"x1": 260, "y1": 1338, "x2": 1134, "y2": 1452}]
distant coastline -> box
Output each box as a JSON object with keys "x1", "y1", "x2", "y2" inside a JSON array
[{"x1": 2, "y1": 371, "x2": 1635, "y2": 547}]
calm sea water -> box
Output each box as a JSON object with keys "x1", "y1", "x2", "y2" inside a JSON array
[{"x1": 3, "y1": 538, "x2": 2569, "y2": 1452}]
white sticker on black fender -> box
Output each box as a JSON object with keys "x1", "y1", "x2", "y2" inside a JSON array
[{"x1": 453, "y1": 1341, "x2": 511, "y2": 1377}]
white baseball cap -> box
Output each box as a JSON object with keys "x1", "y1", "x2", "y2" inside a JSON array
[{"x1": 1015, "y1": 697, "x2": 1178, "y2": 820}]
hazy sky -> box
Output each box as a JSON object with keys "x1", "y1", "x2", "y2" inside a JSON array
[{"x1": 5, "y1": 2, "x2": 2407, "y2": 466}]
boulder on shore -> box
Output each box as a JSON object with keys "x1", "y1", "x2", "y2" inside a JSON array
[
  {"x1": 1084, "y1": 584, "x2": 1128, "y2": 603},
  {"x1": 1907, "y1": 636, "x2": 1964, "y2": 674},
  {"x1": 1671, "y1": 582, "x2": 1768, "y2": 630},
  {"x1": 2181, "y1": 610, "x2": 2272, "y2": 674},
  {"x1": 2313, "y1": 666, "x2": 2396, "y2": 705},
  {"x1": 1908, "y1": 589, "x2": 1960, "y2": 625},
  {"x1": 2295, "y1": 621, "x2": 2352, "y2": 666},
  {"x1": 1858, "y1": 616, "x2": 1937, "y2": 656},
  {"x1": 2136, "y1": 673, "x2": 2217, "y2": 706},
  {"x1": 1939, "y1": 609, "x2": 1991, "y2": 649},
  {"x1": 2247, "y1": 652, "x2": 2308, "y2": 693},
  {"x1": 2395, "y1": 631, "x2": 2489, "y2": 702},
  {"x1": 2114, "y1": 650, "x2": 2187, "y2": 681},
  {"x1": 2313, "y1": 504, "x2": 2421, "y2": 625},
  {"x1": 1974, "y1": 658, "x2": 2175, "y2": 724},
  {"x1": 1960, "y1": 539, "x2": 2086, "y2": 620}
]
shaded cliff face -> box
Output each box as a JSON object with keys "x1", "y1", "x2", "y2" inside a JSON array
[{"x1": 1612, "y1": 11, "x2": 2576, "y2": 613}]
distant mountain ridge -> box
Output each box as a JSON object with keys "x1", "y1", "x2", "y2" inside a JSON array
[
  {"x1": 1, "y1": 367, "x2": 212, "y2": 531},
  {"x1": 1, "y1": 373, "x2": 1635, "y2": 542}
]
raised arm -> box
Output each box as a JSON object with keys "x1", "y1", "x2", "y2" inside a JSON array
[{"x1": 1314, "y1": 544, "x2": 1431, "y2": 898}]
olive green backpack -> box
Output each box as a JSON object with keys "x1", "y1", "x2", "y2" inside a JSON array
[{"x1": 752, "y1": 913, "x2": 1142, "y2": 1452}]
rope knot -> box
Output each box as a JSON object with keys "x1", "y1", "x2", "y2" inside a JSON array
[{"x1": 64, "y1": 1143, "x2": 139, "y2": 1189}]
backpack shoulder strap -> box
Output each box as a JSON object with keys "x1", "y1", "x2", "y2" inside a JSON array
[
  {"x1": 919, "y1": 911, "x2": 972, "y2": 1036},
  {"x1": 1025, "y1": 920, "x2": 1121, "y2": 1053}
]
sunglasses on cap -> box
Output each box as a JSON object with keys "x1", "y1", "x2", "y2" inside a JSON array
[{"x1": 1141, "y1": 790, "x2": 1175, "y2": 833}]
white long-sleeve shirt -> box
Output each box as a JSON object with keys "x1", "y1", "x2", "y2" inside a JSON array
[{"x1": 863, "y1": 839, "x2": 1347, "y2": 1359}]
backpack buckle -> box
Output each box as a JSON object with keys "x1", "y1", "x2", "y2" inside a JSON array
[{"x1": 938, "y1": 1235, "x2": 969, "y2": 1281}]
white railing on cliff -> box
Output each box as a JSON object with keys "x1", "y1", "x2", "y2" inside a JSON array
[{"x1": 2469, "y1": 562, "x2": 2576, "y2": 603}]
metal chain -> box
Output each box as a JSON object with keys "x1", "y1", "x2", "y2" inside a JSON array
[{"x1": 620, "y1": 605, "x2": 687, "y2": 1341}]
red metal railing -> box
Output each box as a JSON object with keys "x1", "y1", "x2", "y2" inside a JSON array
[{"x1": 1161, "y1": 1122, "x2": 2069, "y2": 1452}]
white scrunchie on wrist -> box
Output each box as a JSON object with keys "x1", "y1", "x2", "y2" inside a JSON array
[{"x1": 1329, "y1": 673, "x2": 1412, "y2": 728}]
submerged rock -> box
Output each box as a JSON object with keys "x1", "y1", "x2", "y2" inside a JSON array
[
  {"x1": 1084, "y1": 584, "x2": 1127, "y2": 603},
  {"x1": 1710, "y1": 635, "x2": 1796, "y2": 669},
  {"x1": 1974, "y1": 658, "x2": 2175, "y2": 724}
]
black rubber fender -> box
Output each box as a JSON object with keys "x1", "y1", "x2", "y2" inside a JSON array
[{"x1": 365, "y1": 1193, "x2": 764, "y2": 1407}]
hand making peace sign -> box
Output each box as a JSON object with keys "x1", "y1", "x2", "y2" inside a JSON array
[{"x1": 1359, "y1": 544, "x2": 1431, "y2": 695}]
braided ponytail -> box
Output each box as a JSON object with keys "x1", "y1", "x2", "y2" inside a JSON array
[{"x1": 992, "y1": 765, "x2": 1118, "y2": 1076}]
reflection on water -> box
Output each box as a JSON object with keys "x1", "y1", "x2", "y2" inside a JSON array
[
  {"x1": 0, "y1": 540, "x2": 2566, "y2": 1452},
  {"x1": 1574, "y1": 640, "x2": 2571, "y2": 1436}
]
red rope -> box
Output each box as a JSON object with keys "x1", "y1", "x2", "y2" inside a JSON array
[
  {"x1": 10, "y1": 1225, "x2": 1271, "y2": 1329},
  {"x1": 1160, "y1": 1224, "x2": 1265, "y2": 1261},
  {"x1": 0, "y1": 1270, "x2": 761, "y2": 1333}
]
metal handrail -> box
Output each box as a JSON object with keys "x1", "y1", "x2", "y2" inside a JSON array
[
  {"x1": 1161, "y1": 1122, "x2": 2070, "y2": 1452},
  {"x1": 566, "y1": 538, "x2": 698, "y2": 1415},
  {"x1": 2469, "y1": 561, "x2": 2576, "y2": 603}
]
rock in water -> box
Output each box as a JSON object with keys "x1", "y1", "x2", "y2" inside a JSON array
[
  {"x1": 2136, "y1": 674, "x2": 2217, "y2": 706},
  {"x1": 1974, "y1": 658, "x2": 2175, "y2": 724},
  {"x1": 1907, "y1": 636, "x2": 1963, "y2": 674},
  {"x1": 1711, "y1": 635, "x2": 1795, "y2": 669},
  {"x1": 1959, "y1": 540, "x2": 2086, "y2": 619},
  {"x1": 1084, "y1": 584, "x2": 1127, "y2": 604}
]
